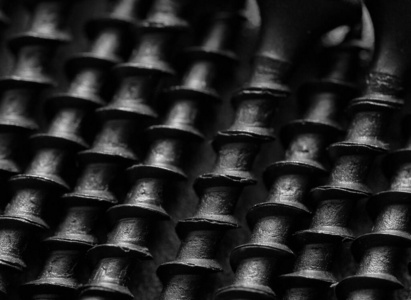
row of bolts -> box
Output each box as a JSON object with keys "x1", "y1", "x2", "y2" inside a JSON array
[{"x1": 0, "y1": 0, "x2": 408, "y2": 300}]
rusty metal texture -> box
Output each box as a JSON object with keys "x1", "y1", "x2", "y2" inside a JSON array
[
  {"x1": 74, "y1": 2, "x2": 246, "y2": 300},
  {"x1": 0, "y1": 0, "x2": 144, "y2": 296},
  {"x1": 1, "y1": 1, "x2": 411, "y2": 300},
  {"x1": 0, "y1": 0, "x2": 72, "y2": 197},
  {"x1": 278, "y1": 1, "x2": 411, "y2": 300},
  {"x1": 154, "y1": 1, "x2": 363, "y2": 300},
  {"x1": 20, "y1": 0, "x2": 189, "y2": 299},
  {"x1": 335, "y1": 112, "x2": 411, "y2": 300},
  {"x1": 333, "y1": 3, "x2": 411, "y2": 299},
  {"x1": 215, "y1": 26, "x2": 368, "y2": 300}
]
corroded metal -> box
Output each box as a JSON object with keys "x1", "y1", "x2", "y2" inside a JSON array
[
  {"x1": 335, "y1": 114, "x2": 411, "y2": 300},
  {"x1": 155, "y1": 1, "x2": 362, "y2": 300},
  {"x1": 1, "y1": 1, "x2": 410, "y2": 300},
  {"x1": 0, "y1": 0, "x2": 144, "y2": 296},
  {"x1": 21, "y1": 0, "x2": 188, "y2": 299},
  {"x1": 0, "y1": 0, "x2": 72, "y2": 196},
  {"x1": 278, "y1": 1, "x2": 411, "y2": 300},
  {"x1": 333, "y1": 5, "x2": 411, "y2": 300},
  {"x1": 75, "y1": 2, "x2": 244, "y2": 300},
  {"x1": 215, "y1": 27, "x2": 367, "y2": 300}
]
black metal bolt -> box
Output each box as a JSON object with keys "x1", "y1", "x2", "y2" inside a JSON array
[
  {"x1": 21, "y1": 0, "x2": 188, "y2": 299},
  {"x1": 75, "y1": 2, "x2": 245, "y2": 300},
  {"x1": 0, "y1": 0, "x2": 144, "y2": 296},
  {"x1": 278, "y1": 1, "x2": 411, "y2": 300},
  {"x1": 334, "y1": 5, "x2": 411, "y2": 300},
  {"x1": 156, "y1": 1, "x2": 362, "y2": 300},
  {"x1": 215, "y1": 26, "x2": 368, "y2": 300},
  {"x1": 0, "y1": 0, "x2": 72, "y2": 198}
]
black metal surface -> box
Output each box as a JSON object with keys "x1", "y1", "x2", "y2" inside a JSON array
[
  {"x1": 0, "y1": 0, "x2": 143, "y2": 296},
  {"x1": 74, "y1": 2, "x2": 246, "y2": 300},
  {"x1": 20, "y1": 0, "x2": 189, "y2": 299},
  {"x1": 335, "y1": 112, "x2": 411, "y2": 300},
  {"x1": 215, "y1": 26, "x2": 367, "y2": 300},
  {"x1": 278, "y1": 1, "x2": 411, "y2": 300},
  {"x1": 1, "y1": 2, "x2": 411, "y2": 300},
  {"x1": 333, "y1": 3, "x2": 411, "y2": 299},
  {"x1": 155, "y1": 1, "x2": 363, "y2": 300},
  {"x1": 19, "y1": 0, "x2": 149, "y2": 298},
  {"x1": 0, "y1": 0, "x2": 72, "y2": 201}
]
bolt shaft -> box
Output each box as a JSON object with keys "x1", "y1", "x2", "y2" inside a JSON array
[
  {"x1": 0, "y1": 0, "x2": 72, "y2": 197},
  {"x1": 22, "y1": 0, "x2": 188, "y2": 298},
  {"x1": 76, "y1": 2, "x2": 245, "y2": 300},
  {"x1": 215, "y1": 27, "x2": 367, "y2": 300},
  {"x1": 156, "y1": 1, "x2": 362, "y2": 299},
  {"x1": 0, "y1": 0, "x2": 144, "y2": 296},
  {"x1": 279, "y1": 1, "x2": 411, "y2": 300}
]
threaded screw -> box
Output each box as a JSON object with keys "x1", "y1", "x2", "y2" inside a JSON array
[
  {"x1": 0, "y1": 0, "x2": 72, "y2": 197},
  {"x1": 20, "y1": 0, "x2": 188, "y2": 299},
  {"x1": 155, "y1": 1, "x2": 363, "y2": 300},
  {"x1": 215, "y1": 26, "x2": 368, "y2": 300},
  {"x1": 0, "y1": 0, "x2": 144, "y2": 296},
  {"x1": 73, "y1": 2, "x2": 246, "y2": 300},
  {"x1": 278, "y1": 1, "x2": 411, "y2": 300}
]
